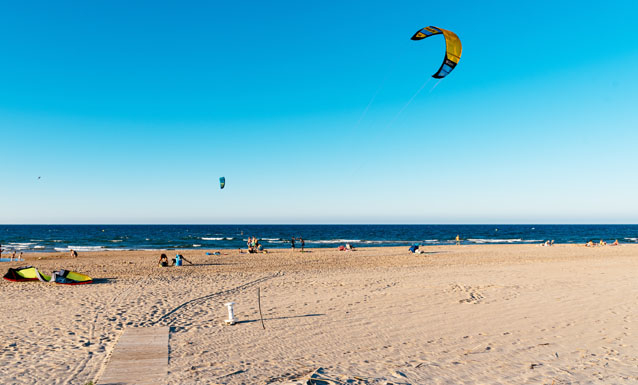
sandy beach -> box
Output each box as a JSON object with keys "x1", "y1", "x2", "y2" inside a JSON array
[{"x1": 0, "y1": 244, "x2": 636, "y2": 384}]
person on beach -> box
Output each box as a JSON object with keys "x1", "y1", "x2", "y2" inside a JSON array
[
  {"x1": 11, "y1": 251, "x2": 16, "y2": 261},
  {"x1": 291, "y1": 237, "x2": 296, "y2": 252},
  {"x1": 599, "y1": 239, "x2": 607, "y2": 246},
  {"x1": 300, "y1": 237, "x2": 305, "y2": 252},
  {"x1": 70, "y1": 249, "x2": 78, "y2": 258},
  {"x1": 158, "y1": 253, "x2": 170, "y2": 267},
  {"x1": 0, "y1": 244, "x2": 3, "y2": 258},
  {"x1": 455, "y1": 235, "x2": 461, "y2": 245},
  {"x1": 248, "y1": 237, "x2": 258, "y2": 253},
  {"x1": 585, "y1": 240, "x2": 595, "y2": 247},
  {"x1": 172, "y1": 254, "x2": 193, "y2": 266},
  {"x1": 611, "y1": 239, "x2": 619, "y2": 246}
]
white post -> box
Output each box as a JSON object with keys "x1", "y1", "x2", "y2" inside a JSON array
[{"x1": 224, "y1": 302, "x2": 237, "y2": 325}]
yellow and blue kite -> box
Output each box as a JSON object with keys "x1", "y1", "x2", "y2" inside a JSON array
[{"x1": 411, "y1": 26, "x2": 462, "y2": 79}]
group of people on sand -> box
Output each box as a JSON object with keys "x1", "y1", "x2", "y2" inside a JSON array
[
  {"x1": 158, "y1": 253, "x2": 192, "y2": 267},
  {"x1": 585, "y1": 239, "x2": 619, "y2": 247},
  {"x1": 0, "y1": 245, "x2": 23, "y2": 261},
  {"x1": 245, "y1": 237, "x2": 266, "y2": 253},
  {"x1": 540, "y1": 240, "x2": 555, "y2": 246},
  {"x1": 338, "y1": 243, "x2": 355, "y2": 251},
  {"x1": 290, "y1": 236, "x2": 305, "y2": 252}
]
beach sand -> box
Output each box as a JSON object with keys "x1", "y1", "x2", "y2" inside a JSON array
[{"x1": 0, "y1": 244, "x2": 636, "y2": 384}]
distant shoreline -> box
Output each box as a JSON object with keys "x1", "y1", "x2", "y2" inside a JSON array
[{"x1": 1, "y1": 224, "x2": 635, "y2": 253}]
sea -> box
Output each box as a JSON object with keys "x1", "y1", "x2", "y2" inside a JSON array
[{"x1": 0, "y1": 224, "x2": 637, "y2": 253}]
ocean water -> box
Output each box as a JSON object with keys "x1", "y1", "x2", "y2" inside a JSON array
[{"x1": 0, "y1": 225, "x2": 637, "y2": 253}]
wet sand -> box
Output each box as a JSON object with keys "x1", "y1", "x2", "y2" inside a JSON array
[{"x1": 0, "y1": 244, "x2": 636, "y2": 384}]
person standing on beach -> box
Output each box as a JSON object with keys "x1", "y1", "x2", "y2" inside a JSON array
[
  {"x1": 455, "y1": 235, "x2": 461, "y2": 245},
  {"x1": 291, "y1": 237, "x2": 296, "y2": 252},
  {"x1": 300, "y1": 237, "x2": 305, "y2": 252}
]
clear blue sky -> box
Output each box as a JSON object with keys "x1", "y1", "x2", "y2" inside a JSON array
[{"x1": 1, "y1": 1, "x2": 636, "y2": 224}]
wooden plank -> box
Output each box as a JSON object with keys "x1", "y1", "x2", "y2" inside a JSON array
[{"x1": 99, "y1": 327, "x2": 169, "y2": 385}]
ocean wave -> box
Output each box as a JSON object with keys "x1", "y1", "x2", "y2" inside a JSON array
[
  {"x1": 4, "y1": 243, "x2": 36, "y2": 250},
  {"x1": 55, "y1": 245, "x2": 106, "y2": 252},
  {"x1": 192, "y1": 244, "x2": 201, "y2": 247},
  {"x1": 202, "y1": 237, "x2": 223, "y2": 240},
  {"x1": 307, "y1": 239, "x2": 362, "y2": 244},
  {"x1": 467, "y1": 238, "x2": 523, "y2": 244},
  {"x1": 624, "y1": 237, "x2": 638, "y2": 242},
  {"x1": 111, "y1": 240, "x2": 123, "y2": 243}
]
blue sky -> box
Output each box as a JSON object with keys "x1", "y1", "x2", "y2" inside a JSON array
[{"x1": 1, "y1": 1, "x2": 637, "y2": 224}]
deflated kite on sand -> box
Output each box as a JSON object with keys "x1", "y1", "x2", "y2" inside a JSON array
[{"x1": 3, "y1": 266, "x2": 93, "y2": 285}]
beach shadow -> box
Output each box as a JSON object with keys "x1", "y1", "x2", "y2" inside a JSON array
[
  {"x1": 413, "y1": 251, "x2": 450, "y2": 256},
  {"x1": 92, "y1": 278, "x2": 115, "y2": 284},
  {"x1": 186, "y1": 263, "x2": 236, "y2": 267},
  {"x1": 238, "y1": 313, "x2": 325, "y2": 324}
]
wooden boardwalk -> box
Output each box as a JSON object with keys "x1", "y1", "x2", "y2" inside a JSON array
[{"x1": 99, "y1": 327, "x2": 169, "y2": 385}]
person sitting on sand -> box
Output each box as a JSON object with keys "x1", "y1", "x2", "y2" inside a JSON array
[
  {"x1": 70, "y1": 249, "x2": 78, "y2": 258},
  {"x1": 345, "y1": 243, "x2": 355, "y2": 251},
  {"x1": 172, "y1": 254, "x2": 193, "y2": 266},
  {"x1": 599, "y1": 239, "x2": 607, "y2": 246},
  {"x1": 585, "y1": 240, "x2": 594, "y2": 247},
  {"x1": 611, "y1": 239, "x2": 619, "y2": 246},
  {"x1": 159, "y1": 253, "x2": 170, "y2": 267}
]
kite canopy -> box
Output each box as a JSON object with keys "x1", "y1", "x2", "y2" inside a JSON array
[
  {"x1": 219, "y1": 177, "x2": 225, "y2": 189},
  {"x1": 3, "y1": 266, "x2": 92, "y2": 284},
  {"x1": 411, "y1": 26, "x2": 462, "y2": 79},
  {"x1": 3, "y1": 266, "x2": 40, "y2": 281}
]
